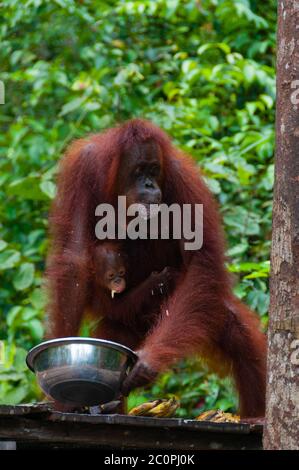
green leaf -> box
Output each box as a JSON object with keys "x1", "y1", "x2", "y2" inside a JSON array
[
  {"x1": 260, "y1": 94, "x2": 274, "y2": 109},
  {"x1": 0, "y1": 250, "x2": 21, "y2": 270},
  {"x1": 0, "y1": 384, "x2": 29, "y2": 405},
  {"x1": 27, "y1": 319, "x2": 44, "y2": 341},
  {"x1": 6, "y1": 306, "x2": 22, "y2": 327},
  {"x1": 40, "y1": 180, "x2": 57, "y2": 199},
  {"x1": 0, "y1": 372, "x2": 24, "y2": 382},
  {"x1": 245, "y1": 271, "x2": 269, "y2": 279},
  {"x1": 8, "y1": 176, "x2": 47, "y2": 201},
  {"x1": 59, "y1": 97, "x2": 86, "y2": 116},
  {"x1": 29, "y1": 288, "x2": 47, "y2": 309},
  {"x1": 197, "y1": 43, "x2": 231, "y2": 56},
  {"x1": 204, "y1": 177, "x2": 221, "y2": 194},
  {"x1": 13, "y1": 263, "x2": 35, "y2": 291},
  {"x1": 227, "y1": 242, "x2": 249, "y2": 257},
  {"x1": 0, "y1": 240, "x2": 8, "y2": 251},
  {"x1": 13, "y1": 348, "x2": 28, "y2": 372},
  {"x1": 22, "y1": 307, "x2": 38, "y2": 321},
  {"x1": 215, "y1": 398, "x2": 235, "y2": 411}
]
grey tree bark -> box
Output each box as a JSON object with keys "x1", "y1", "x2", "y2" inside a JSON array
[{"x1": 263, "y1": 0, "x2": 299, "y2": 450}]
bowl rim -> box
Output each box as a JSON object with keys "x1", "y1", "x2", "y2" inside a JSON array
[{"x1": 26, "y1": 337, "x2": 138, "y2": 372}]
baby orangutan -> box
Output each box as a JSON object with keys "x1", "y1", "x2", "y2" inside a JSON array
[
  {"x1": 94, "y1": 242, "x2": 127, "y2": 299},
  {"x1": 90, "y1": 241, "x2": 179, "y2": 341}
]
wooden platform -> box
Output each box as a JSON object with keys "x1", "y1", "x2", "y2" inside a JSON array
[{"x1": 0, "y1": 404, "x2": 263, "y2": 450}]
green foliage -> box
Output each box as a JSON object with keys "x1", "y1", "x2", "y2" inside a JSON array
[
  {"x1": 0, "y1": 341, "x2": 41, "y2": 405},
  {"x1": 128, "y1": 359, "x2": 238, "y2": 417},
  {"x1": 0, "y1": 0, "x2": 276, "y2": 413}
]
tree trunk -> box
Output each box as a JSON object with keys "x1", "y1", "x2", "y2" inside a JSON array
[{"x1": 263, "y1": 0, "x2": 299, "y2": 450}]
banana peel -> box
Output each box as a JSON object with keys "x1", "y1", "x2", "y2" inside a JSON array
[
  {"x1": 129, "y1": 398, "x2": 179, "y2": 418},
  {"x1": 128, "y1": 400, "x2": 161, "y2": 416},
  {"x1": 147, "y1": 398, "x2": 179, "y2": 418},
  {"x1": 129, "y1": 401, "x2": 239, "y2": 422},
  {"x1": 196, "y1": 409, "x2": 240, "y2": 423}
]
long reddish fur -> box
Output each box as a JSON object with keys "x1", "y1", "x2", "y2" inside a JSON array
[{"x1": 46, "y1": 119, "x2": 267, "y2": 417}]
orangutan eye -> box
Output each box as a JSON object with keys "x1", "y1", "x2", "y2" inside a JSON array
[
  {"x1": 119, "y1": 269, "x2": 125, "y2": 276},
  {"x1": 150, "y1": 165, "x2": 160, "y2": 176},
  {"x1": 134, "y1": 166, "x2": 141, "y2": 178},
  {"x1": 107, "y1": 272, "x2": 114, "y2": 280}
]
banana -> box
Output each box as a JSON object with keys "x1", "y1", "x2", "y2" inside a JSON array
[
  {"x1": 128, "y1": 399, "x2": 161, "y2": 416},
  {"x1": 213, "y1": 412, "x2": 240, "y2": 423},
  {"x1": 196, "y1": 409, "x2": 240, "y2": 423},
  {"x1": 147, "y1": 398, "x2": 179, "y2": 418},
  {"x1": 196, "y1": 410, "x2": 219, "y2": 421},
  {"x1": 129, "y1": 398, "x2": 179, "y2": 418}
]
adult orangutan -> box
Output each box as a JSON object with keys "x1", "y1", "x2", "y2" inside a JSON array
[{"x1": 46, "y1": 119, "x2": 267, "y2": 417}]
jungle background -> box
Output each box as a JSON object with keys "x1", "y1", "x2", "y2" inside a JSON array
[{"x1": 0, "y1": 0, "x2": 276, "y2": 417}]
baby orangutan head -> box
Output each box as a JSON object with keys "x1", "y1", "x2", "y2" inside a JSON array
[{"x1": 94, "y1": 242, "x2": 127, "y2": 298}]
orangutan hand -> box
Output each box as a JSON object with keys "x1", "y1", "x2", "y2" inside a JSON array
[{"x1": 121, "y1": 357, "x2": 158, "y2": 396}]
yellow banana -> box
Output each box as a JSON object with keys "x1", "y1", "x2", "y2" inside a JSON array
[
  {"x1": 129, "y1": 398, "x2": 179, "y2": 418},
  {"x1": 128, "y1": 399, "x2": 161, "y2": 416},
  {"x1": 213, "y1": 412, "x2": 240, "y2": 423},
  {"x1": 196, "y1": 409, "x2": 240, "y2": 423},
  {"x1": 147, "y1": 398, "x2": 179, "y2": 418},
  {"x1": 196, "y1": 410, "x2": 219, "y2": 421}
]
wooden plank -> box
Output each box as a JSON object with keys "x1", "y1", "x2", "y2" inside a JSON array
[
  {"x1": 0, "y1": 403, "x2": 52, "y2": 416},
  {"x1": 0, "y1": 415, "x2": 262, "y2": 450},
  {"x1": 0, "y1": 405, "x2": 263, "y2": 449},
  {"x1": 49, "y1": 411, "x2": 262, "y2": 434}
]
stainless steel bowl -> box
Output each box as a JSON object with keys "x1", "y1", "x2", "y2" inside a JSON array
[{"x1": 26, "y1": 338, "x2": 137, "y2": 406}]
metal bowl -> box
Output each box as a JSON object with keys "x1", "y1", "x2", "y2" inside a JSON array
[{"x1": 26, "y1": 338, "x2": 137, "y2": 406}]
